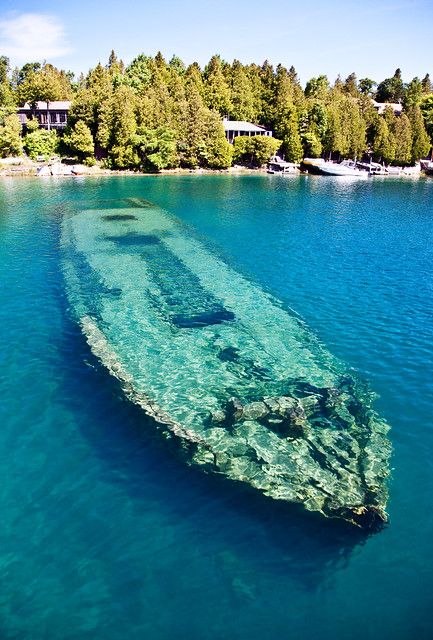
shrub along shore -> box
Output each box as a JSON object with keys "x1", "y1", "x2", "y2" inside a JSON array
[{"x1": 0, "y1": 52, "x2": 432, "y2": 171}]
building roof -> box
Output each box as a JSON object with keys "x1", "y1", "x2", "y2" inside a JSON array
[
  {"x1": 223, "y1": 119, "x2": 268, "y2": 132},
  {"x1": 372, "y1": 100, "x2": 403, "y2": 115},
  {"x1": 19, "y1": 101, "x2": 72, "y2": 111}
]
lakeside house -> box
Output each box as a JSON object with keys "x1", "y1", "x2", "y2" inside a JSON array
[
  {"x1": 17, "y1": 101, "x2": 72, "y2": 130},
  {"x1": 223, "y1": 118, "x2": 272, "y2": 144},
  {"x1": 372, "y1": 100, "x2": 403, "y2": 116}
]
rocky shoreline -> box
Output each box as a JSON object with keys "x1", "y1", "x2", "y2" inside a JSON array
[{"x1": 0, "y1": 157, "x2": 265, "y2": 178}]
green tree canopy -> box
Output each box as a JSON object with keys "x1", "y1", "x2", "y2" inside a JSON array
[
  {"x1": 343, "y1": 73, "x2": 359, "y2": 97},
  {"x1": 0, "y1": 57, "x2": 15, "y2": 113},
  {"x1": 233, "y1": 135, "x2": 281, "y2": 167},
  {"x1": 403, "y1": 77, "x2": 423, "y2": 110},
  {"x1": 275, "y1": 107, "x2": 303, "y2": 162},
  {"x1": 229, "y1": 60, "x2": 256, "y2": 122},
  {"x1": 136, "y1": 126, "x2": 178, "y2": 170},
  {"x1": 18, "y1": 64, "x2": 72, "y2": 106},
  {"x1": 201, "y1": 111, "x2": 233, "y2": 169},
  {"x1": 371, "y1": 117, "x2": 396, "y2": 164},
  {"x1": 375, "y1": 68, "x2": 405, "y2": 103},
  {"x1": 24, "y1": 129, "x2": 58, "y2": 160},
  {"x1": 305, "y1": 75, "x2": 329, "y2": 100},
  {"x1": 407, "y1": 105, "x2": 431, "y2": 161},
  {"x1": 421, "y1": 73, "x2": 431, "y2": 94},
  {"x1": 0, "y1": 114, "x2": 23, "y2": 157},
  {"x1": 420, "y1": 94, "x2": 433, "y2": 142},
  {"x1": 359, "y1": 78, "x2": 376, "y2": 96},
  {"x1": 204, "y1": 56, "x2": 232, "y2": 116},
  {"x1": 391, "y1": 113, "x2": 412, "y2": 165},
  {"x1": 63, "y1": 121, "x2": 94, "y2": 160}
]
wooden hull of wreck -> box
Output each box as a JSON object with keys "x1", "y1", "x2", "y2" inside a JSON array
[{"x1": 61, "y1": 198, "x2": 392, "y2": 530}]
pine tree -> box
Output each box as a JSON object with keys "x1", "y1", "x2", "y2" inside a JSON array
[
  {"x1": 201, "y1": 110, "x2": 233, "y2": 169},
  {"x1": 346, "y1": 99, "x2": 366, "y2": 158},
  {"x1": 421, "y1": 73, "x2": 432, "y2": 95},
  {"x1": 259, "y1": 60, "x2": 275, "y2": 122},
  {"x1": 407, "y1": 105, "x2": 431, "y2": 161},
  {"x1": 343, "y1": 73, "x2": 359, "y2": 97},
  {"x1": 169, "y1": 55, "x2": 186, "y2": 76},
  {"x1": 185, "y1": 63, "x2": 205, "y2": 97},
  {"x1": 63, "y1": 121, "x2": 94, "y2": 160},
  {"x1": 229, "y1": 60, "x2": 256, "y2": 122},
  {"x1": 391, "y1": 113, "x2": 412, "y2": 165},
  {"x1": 125, "y1": 55, "x2": 153, "y2": 92},
  {"x1": 302, "y1": 131, "x2": 322, "y2": 157},
  {"x1": 376, "y1": 68, "x2": 405, "y2": 103},
  {"x1": 305, "y1": 75, "x2": 329, "y2": 100},
  {"x1": 277, "y1": 108, "x2": 303, "y2": 162},
  {"x1": 107, "y1": 50, "x2": 124, "y2": 77},
  {"x1": 0, "y1": 56, "x2": 15, "y2": 113},
  {"x1": 106, "y1": 85, "x2": 140, "y2": 168},
  {"x1": 177, "y1": 82, "x2": 207, "y2": 168},
  {"x1": 303, "y1": 101, "x2": 328, "y2": 148},
  {"x1": 204, "y1": 56, "x2": 232, "y2": 116},
  {"x1": 136, "y1": 126, "x2": 178, "y2": 170},
  {"x1": 69, "y1": 63, "x2": 113, "y2": 144},
  {"x1": 272, "y1": 65, "x2": 297, "y2": 129},
  {"x1": 404, "y1": 77, "x2": 423, "y2": 110},
  {"x1": 372, "y1": 117, "x2": 396, "y2": 164},
  {"x1": 419, "y1": 94, "x2": 433, "y2": 143}
]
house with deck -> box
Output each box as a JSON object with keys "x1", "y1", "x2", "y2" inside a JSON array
[
  {"x1": 223, "y1": 118, "x2": 272, "y2": 144},
  {"x1": 17, "y1": 101, "x2": 72, "y2": 130}
]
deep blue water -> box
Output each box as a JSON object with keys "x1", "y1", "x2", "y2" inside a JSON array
[{"x1": 0, "y1": 174, "x2": 432, "y2": 639}]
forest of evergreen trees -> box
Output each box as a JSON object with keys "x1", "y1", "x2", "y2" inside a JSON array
[{"x1": 0, "y1": 51, "x2": 432, "y2": 170}]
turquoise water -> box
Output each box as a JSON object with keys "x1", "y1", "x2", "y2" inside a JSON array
[{"x1": 0, "y1": 175, "x2": 432, "y2": 638}]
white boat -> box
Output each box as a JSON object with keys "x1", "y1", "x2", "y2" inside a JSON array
[
  {"x1": 300, "y1": 158, "x2": 325, "y2": 174},
  {"x1": 319, "y1": 160, "x2": 365, "y2": 177}
]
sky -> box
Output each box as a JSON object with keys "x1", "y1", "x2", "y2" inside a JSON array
[{"x1": 0, "y1": 0, "x2": 432, "y2": 84}]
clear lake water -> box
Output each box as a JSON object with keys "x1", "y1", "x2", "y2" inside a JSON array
[{"x1": 0, "y1": 174, "x2": 432, "y2": 639}]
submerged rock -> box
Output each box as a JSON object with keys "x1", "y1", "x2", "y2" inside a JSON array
[
  {"x1": 242, "y1": 401, "x2": 269, "y2": 421},
  {"x1": 226, "y1": 397, "x2": 244, "y2": 422}
]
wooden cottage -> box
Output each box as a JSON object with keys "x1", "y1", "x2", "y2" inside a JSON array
[{"x1": 17, "y1": 101, "x2": 72, "y2": 130}]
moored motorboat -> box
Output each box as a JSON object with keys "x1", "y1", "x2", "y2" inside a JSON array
[
  {"x1": 319, "y1": 160, "x2": 366, "y2": 177},
  {"x1": 300, "y1": 157, "x2": 326, "y2": 174}
]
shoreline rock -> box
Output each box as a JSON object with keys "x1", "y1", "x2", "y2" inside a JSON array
[{"x1": 0, "y1": 158, "x2": 267, "y2": 178}]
